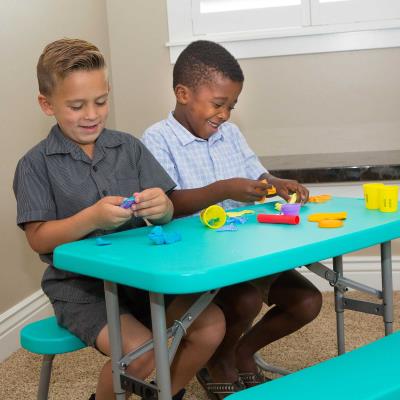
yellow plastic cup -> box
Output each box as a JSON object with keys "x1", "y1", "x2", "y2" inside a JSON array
[
  {"x1": 200, "y1": 205, "x2": 227, "y2": 229},
  {"x1": 363, "y1": 183, "x2": 384, "y2": 210},
  {"x1": 379, "y1": 185, "x2": 399, "y2": 213}
]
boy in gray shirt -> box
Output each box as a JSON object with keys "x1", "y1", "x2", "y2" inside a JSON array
[{"x1": 14, "y1": 38, "x2": 226, "y2": 400}]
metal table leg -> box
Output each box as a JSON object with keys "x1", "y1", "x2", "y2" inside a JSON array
[
  {"x1": 150, "y1": 292, "x2": 172, "y2": 400},
  {"x1": 104, "y1": 281, "x2": 125, "y2": 400},
  {"x1": 333, "y1": 256, "x2": 345, "y2": 355},
  {"x1": 381, "y1": 241, "x2": 394, "y2": 335}
]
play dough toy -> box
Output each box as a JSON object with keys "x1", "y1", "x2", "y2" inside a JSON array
[
  {"x1": 307, "y1": 212, "x2": 347, "y2": 222},
  {"x1": 318, "y1": 219, "x2": 344, "y2": 228},
  {"x1": 257, "y1": 214, "x2": 300, "y2": 225},
  {"x1": 200, "y1": 205, "x2": 227, "y2": 229},
  {"x1": 308, "y1": 194, "x2": 332, "y2": 203}
]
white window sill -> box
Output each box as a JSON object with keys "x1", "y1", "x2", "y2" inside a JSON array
[{"x1": 166, "y1": 23, "x2": 400, "y2": 63}]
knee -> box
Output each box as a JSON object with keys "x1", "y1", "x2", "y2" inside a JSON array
[
  {"x1": 292, "y1": 289, "x2": 322, "y2": 324},
  {"x1": 126, "y1": 350, "x2": 155, "y2": 380},
  {"x1": 187, "y1": 303, "x2": 226, "y2": 349},
  {"x1": 235, "y1": 287, "x2": 263, "y2": 321},
  {"x1": 227, "y1": 285, "x2": 263, "y2": 322}
]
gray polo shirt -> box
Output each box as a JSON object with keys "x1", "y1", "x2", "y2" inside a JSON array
[{"x1": 13, "y1": 124, "x2": 176, "y2": 303}]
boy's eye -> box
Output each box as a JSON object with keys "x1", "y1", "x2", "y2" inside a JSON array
[
  {"x1": 70, "y1": 105, "x2": 82, "y2": 111},
  {"x1": 96, "y1": 100, "x2": 107, "y2": 106},
  {"x1": 213, "y1": 102, "x2": 223, "y2": 108}
]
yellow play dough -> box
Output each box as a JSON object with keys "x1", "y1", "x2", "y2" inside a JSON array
[
  {"x1": 308, "y1": 212, "x2": 347, "y2": 222},
  {"x1": 318, "y1": 219, "x2": 344, "y2": 228}
]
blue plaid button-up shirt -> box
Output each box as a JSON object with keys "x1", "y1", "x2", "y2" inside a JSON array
[{"x1": 142, "y1": 112, "x2": 267, "y2": 211}]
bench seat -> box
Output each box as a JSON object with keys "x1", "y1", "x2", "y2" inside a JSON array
[{"x1": 228, "y1": 330, "x2": 400, "y2": 400}]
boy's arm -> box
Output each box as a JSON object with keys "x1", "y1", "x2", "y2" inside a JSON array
[
  {"x1": 260, "y1": 172, "x2": 309, "y2": 203},
  {"x1": 25, "y1": 196, "x2": 132, "y2": 254},
  {"x1": 169, "y1": 178, "x2": 269, "y2": 217}
]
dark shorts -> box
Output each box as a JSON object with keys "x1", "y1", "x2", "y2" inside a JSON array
[
  {"x1": 250, "y1": 272, "x2": 281, "y2": 305},
  {"x1": 52, "y1": 285, "x2": 175, "y2": 347}
]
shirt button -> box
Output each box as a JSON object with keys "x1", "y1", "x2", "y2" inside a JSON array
[
  {"x1": 102, "y1": 190, "x2": 108, "y2": 196},
  {"x1": 92, "y1": 165, "x2": 98, "y2": 172}
]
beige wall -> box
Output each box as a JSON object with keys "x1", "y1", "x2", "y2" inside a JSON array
[
  {"x1": 106, "y1": 2, "x2": 400, "y2": 157},
  {"x1": 105, "y1": 0, "x2": 175, "y2": 136},
  {"x1": 0, "y1": 0, "x2": 114, "y2": 314},
  {"x1": 2, "y1": 1, "x2": 399, "y2": 314},
  {"x1": 236, "y1": 48, "x2": 400, "y2": 156}
]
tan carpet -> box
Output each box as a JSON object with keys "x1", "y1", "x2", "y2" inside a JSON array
[{"x1": 1, "y1": 291, "x2": 399, "y2": 400}]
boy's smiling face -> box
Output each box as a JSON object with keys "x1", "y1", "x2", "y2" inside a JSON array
[
  {"x1": 38, "y1": 68, "x2": 109, "y2": 155},
  {"x1": 174, "y1": 72, "x2": 243, "y2": 140}
]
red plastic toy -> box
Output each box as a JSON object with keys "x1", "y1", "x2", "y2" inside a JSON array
[{"x1": 257, "y1": 214, "x2": 300, "y2": 225}]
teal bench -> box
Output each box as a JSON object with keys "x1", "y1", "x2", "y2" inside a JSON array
[
  {"x1": 20, "y1": 316, "x2": 86, "y2": 400},
  {"x1": 229, "y1": 330, "x2": 400, "y2": 400}
]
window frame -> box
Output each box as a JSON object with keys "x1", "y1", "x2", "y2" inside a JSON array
[{"x1": 166, "y1": 0, "x2": 400, "y2": 63}]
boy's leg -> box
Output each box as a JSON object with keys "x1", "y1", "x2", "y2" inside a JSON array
[
  {"x1": 235, "y1": 270, "x2": 322, "y2": 375},
  {"x1": 166, "y1": 295, "x2": 226, "y2": 394},
  {"x1": 205, "y1": 283, "x2": 263, "y2": 383},
  {"x1": 95, "y1": 294, "x2": 225, "y2": 399},
  {"x1": 95, "y1": 313, "x2": 155, "y2": 400}
]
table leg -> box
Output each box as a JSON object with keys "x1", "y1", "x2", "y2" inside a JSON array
[
  {"x1": 150, "y1": 292, "x2": 172, "y2": 400},
  {"x1": 333, "y1": 256, "x2": 345, "y2": 355},
  {"x1": 104, "y1": 281, "x2": 125, "y2": 400},
  {"x1": 381, "y1": 241, "x2": 394, "y2": 335}
]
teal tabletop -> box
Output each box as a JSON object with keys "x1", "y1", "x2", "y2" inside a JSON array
[{"x1": 54, "y1": 197, "x2": 400, "y2": 294}]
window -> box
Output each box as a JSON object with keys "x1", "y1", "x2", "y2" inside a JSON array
[{"x1": 166, "y1": 0, "x2": 400, "y2": 62}]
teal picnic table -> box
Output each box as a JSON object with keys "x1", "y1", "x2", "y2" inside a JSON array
[{"x1": 54, "y1": 197, "x2": 400, "y2": 400}]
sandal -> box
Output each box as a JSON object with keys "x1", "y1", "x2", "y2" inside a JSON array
[
  {"x1": 238, "y1": 370, "x2": 270, "y2": 388},
  {"x1": 196, "y1": 368, "x2": 245, "y2": 399},
  {"x1": 143, "y1": 382, "x2": 186, "y2": 400}
]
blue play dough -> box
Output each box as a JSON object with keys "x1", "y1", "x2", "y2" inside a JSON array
[
  {"x1": 96, "y1": 237, "x2": 112, "y2": 246},
  {"x1": 120, "y1": 196, "x2": 136, "y2": 209},
  {"x1": 148, "y1": 226, "x2": 181, "y2": 245}
]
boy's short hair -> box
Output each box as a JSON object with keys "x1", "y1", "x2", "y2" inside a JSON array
[
  {"x1": 173, "y1": 40, "x2": 244, "y2": 90},
  {"x1": 37, "y1": 38, "x2": 106, "y2": 96}
]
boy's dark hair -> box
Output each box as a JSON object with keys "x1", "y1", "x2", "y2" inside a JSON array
[
  {"x1": 37, "y1": 38, "x2": 106, "y2": 96},
  {"x1": 173, "y1": 40, "x2": 244, "y2": 90}
]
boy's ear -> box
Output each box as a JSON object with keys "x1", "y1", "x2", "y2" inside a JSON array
[
  {"x1": 174, "y1": 84, "x2": 190, "y2": 105},
  {"x1": 38, "y1": 94, "x2": 55, "y2": 116}
]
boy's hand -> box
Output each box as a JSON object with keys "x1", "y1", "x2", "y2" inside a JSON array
[
  {"x1": 223, "y1": 178, "x2": 270, "y2": 202},
  {"x1": 131, "y1": 188, "x2": 173, "y2": 223},
  {"x1": 91, "y1": 196, "x2": 133, "y2": 230},
  {"x1": 267, "y1": 176, "x2": 309, "y2": 203}
]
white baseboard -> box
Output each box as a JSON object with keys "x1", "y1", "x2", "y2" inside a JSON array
[
  {"x1": 0, "y1": 256, "x2": 399, "y2": 363},
  {"x1": 0, "y1": 289, "x2": 53, "y2": 362}
]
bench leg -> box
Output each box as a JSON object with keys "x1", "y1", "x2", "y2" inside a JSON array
[{"x1": 37, "y1": 354, "x2": 55, "y2": 400}]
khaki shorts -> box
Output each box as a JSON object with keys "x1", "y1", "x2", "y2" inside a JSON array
[{"x1": 249, "y1": 273, "x2": 281, "y2": 304}]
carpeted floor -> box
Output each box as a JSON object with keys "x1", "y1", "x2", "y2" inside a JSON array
[{"x1": 1, "y1": 291, "x2": 399, "y2": 400}]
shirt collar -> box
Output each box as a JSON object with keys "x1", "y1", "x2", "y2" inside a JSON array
[
  {"x1": 45, "y1": 124, "x2": 123, "y2": 160},
  {"x1": 167, "y1": 112, "x2": 224, "y2": 146}
]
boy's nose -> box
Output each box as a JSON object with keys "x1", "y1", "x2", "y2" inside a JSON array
[
  {"x1": 84, "y1": 105, "x2": 97, "y2": 120},
  {"x1": 217, "y1": 108, "x2": 230, "y2": 121}
]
